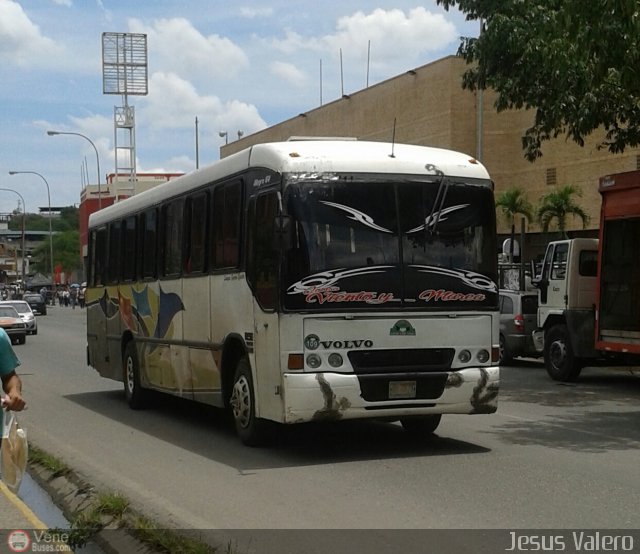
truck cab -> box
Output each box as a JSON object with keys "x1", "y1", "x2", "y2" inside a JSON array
[{"x1": 533, "y1": 238, "x2": 599, "y2": 380}]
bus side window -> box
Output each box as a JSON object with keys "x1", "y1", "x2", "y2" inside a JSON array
[
  {"x1": 122, "y1": 215, "x2": 136, "y2": 282},
  {"x1": 249, "y1": 192, "x2": 279, "y2": 310},
  {"x1": 107, "y1": 221, "x2": 121, "y2": 284},
  {"x1": 212, "y1": 181, "x2": 242, "y2": 269},
  {"x1": 162, "y1": 199, "x2": 185, "y2": 277},
  {"x1": 185, "y1": 192, "x2": 208, "y2": 274},
  {"x1": 140, "y1": 208, "x2": 158, "y2": 279},
  {"x1": 90, "y1": 227, "x2": 107, "y2": 287}
]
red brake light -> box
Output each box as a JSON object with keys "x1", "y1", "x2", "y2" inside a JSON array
[{"x1": 514, "y1": 314, "x2": 524, "y2": 332}]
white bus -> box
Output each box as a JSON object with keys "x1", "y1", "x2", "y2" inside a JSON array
[{"x1": 86, "y1": 139, "x2": 499, "y2": 445}]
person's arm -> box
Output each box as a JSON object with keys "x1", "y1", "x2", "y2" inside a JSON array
[{"x1": 1, "y1": 371, "x2": 25, "y2": 411}]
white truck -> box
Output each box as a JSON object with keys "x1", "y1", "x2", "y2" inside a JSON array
[{"x1": 533, "y1": 169, "x2": 640, "y2": 381}]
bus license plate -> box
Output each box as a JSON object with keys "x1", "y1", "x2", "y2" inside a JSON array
[{"x1": 389, "y1": 380, "x2": 416, "y2": 399}]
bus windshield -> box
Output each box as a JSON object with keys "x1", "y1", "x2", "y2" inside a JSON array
[{"x1": 283, "y1": 175, "x2": 497, "y2": 311}]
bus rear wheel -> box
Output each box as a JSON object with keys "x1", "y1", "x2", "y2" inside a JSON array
[
  {"x1": 400, "y1": 414, "x2": 442, "y2": 436},
  {"x1": 123, "y1": 341, "x2": 148, "y2": 410},
  {"x1": 230, "y1": 358, "x2": 272, "y2": 446}
]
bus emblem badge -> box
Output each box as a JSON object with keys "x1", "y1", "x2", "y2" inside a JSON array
[
  {"x1": 304, "y1": 334, "x2": 320, "y2": 350},
  {"x1": 390, "y1": 320, "x2": 416, "y2": 336}
]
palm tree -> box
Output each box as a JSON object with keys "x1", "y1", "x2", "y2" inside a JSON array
[
  {"x1": 495, "y1": 187, "x2": 534, "y2": 262},
  {"x1": 536, "y1": 184, "x2": 590, "y2": 238}
]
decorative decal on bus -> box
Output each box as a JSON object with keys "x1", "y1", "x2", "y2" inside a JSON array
[
  {"x1": 89, "y1": 285, "x2": 185, "y2": 342},
  {"x1": 319, "y1": 201, "x2": 394, "y2": 233},
  {"x1": 300, "y1": 287, "x2": 394, "y2": 305},
  {"x1": 418, "y1": 290, "x2": 486, "y2": 302},
  {"x1": 405, "y1": 204, "x2": 471, "y2": 233},
  {"x1": 287, "y1": 266, "x2": 395, "y2": 295},
  {"x1": 410, "y1": 265, "x2": 497, "y2": 292}
]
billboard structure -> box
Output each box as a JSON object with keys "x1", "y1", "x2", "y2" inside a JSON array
[{"x1": 102, "y1": 32, "x2": 148, "y2": 187}]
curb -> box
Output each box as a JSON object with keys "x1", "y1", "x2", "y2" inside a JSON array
[{"x1": 27, "y1": 462, "x2": 160, "y2": 554}]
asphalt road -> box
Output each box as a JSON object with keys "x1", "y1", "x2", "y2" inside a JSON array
[{"x1": 12, "y1": 306, "x2": 640, "y2": 552}]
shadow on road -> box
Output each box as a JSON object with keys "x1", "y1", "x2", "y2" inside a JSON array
[{"x1": 65, "y1": 389, "x2": 490, "y2": 470}]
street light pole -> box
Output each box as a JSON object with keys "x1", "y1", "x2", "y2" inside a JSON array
[
  {"x1": 0, "y1": 188, "x2": 27, "y2": 282},
  {"x1": 9, "y1": 171, "x2": 54, "y2": 299},
  {"x1": 47, "y1": 130, "x2": 102, "y2": 209}
]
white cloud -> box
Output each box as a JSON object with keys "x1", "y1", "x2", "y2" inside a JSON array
[
  {"x1": 269, "y1": 61, "x2": 307, "y2": 88},
  {"x1": 0, "y1": 0, "x2": 64, "y2": 67},
  {"x1": 239, "y1": 7, "x2": 273, "y2": 18},
  {"x1": 270, "y1": 7, "x2": 457, "y2": 64},
  {"x1": 51, "y1": 0, "x2": 72, "y2": 6},
  {"x1": 128, "y1": 17, "x2": 249, "y2": 80},
  {"x1": 141, "y1": 72, "x2": 267, "y2": 133}
]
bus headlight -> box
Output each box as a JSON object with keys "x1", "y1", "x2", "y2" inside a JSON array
[
  {"x1": 458, "y1": 349, "x2": 471, "y2": 364},
  {"x1": 306, "y1": 354, "x2": 322, "y2": 369},
  {"x1": 476, "y1": 349, "x2": 490, "y2": 363},
  {"x1": 328, "y1": 353, "x2": 343, "y2": 368}
]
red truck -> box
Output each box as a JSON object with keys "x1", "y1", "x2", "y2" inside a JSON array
[{"x1": 533, "y1": 169, "x2": 640, "y2": 380}]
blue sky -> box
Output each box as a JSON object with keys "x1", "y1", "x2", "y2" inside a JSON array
[{"x1": 0, "y1": 0, "x2": 478, "y2": 212}]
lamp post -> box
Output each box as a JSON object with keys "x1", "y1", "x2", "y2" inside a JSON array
[
  {"x1": 8, "y1": 171, "x2": 54, "y2": 299},
  {"x1": 47, "y1": 130, "x2": 102, "y2": 209},
  {"x1": 219, "y1": 131, "x2": 228, "y2": 145},
  {"x1": 0, "y1": 188, "x2": 27, "y2": 282}
]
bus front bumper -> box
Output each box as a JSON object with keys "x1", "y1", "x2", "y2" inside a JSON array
[{"x1": 281, "y1": 366, "x2": 499, "y2": 424}]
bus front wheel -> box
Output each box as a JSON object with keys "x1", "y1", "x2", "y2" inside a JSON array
[
  {"x1": 230, "y1": 358, "x2": 272, "y2": 446},
  {"x1": 400, "y1": 414, "x2": 442, "y2": 436},
  {"x1": 123, "y1": 341, "x2": 148, "y2": 410}
]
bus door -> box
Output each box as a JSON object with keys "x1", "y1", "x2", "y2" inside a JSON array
[{"x1": 248, "y1": 191, "x2": 282, "y2": 422}]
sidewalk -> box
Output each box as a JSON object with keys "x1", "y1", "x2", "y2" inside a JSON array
[{"x1": 0, "y1": 479, "x2": 46, "y2": 529}]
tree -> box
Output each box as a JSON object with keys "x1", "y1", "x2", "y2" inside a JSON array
[
  {"x1": 436, "y1": 0, "x2": 640, "y2": 160},
  {"x1": 536, "y1": 185, "x2": 590, "y2": 238},
  {"x1": 495, "y1": 187, "x2": 533, "y2": 261},
  {"x1": 30, "y1": 230, "x2": 81, "y2": 276}
]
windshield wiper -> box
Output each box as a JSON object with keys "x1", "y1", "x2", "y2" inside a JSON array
[{"x1": 424, "y1": 164, "x2": 448, "y2": 240}]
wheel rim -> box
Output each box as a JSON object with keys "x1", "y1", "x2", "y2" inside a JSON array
[
  {"x1": 230, "y1": 375, "x2": 251, "y2": 429},
  {"x1": 125, "y1": 356, "x2": 135, "y2": 395},
  {"x1": 549, "y1": 340, "x2": 567, "y2": 371}
]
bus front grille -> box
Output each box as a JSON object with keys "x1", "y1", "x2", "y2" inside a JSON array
[{"x1": 348, "y1": 348, "x2": 454, "y2": 374}]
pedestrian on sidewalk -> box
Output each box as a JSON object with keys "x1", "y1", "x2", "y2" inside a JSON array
[{"x1": 0, "y1": 327, "x2": 26, "y2": 437}]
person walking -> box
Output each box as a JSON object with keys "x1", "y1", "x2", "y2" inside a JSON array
[{"x1": 0, "y1": 326, "x2": 26, "y2": 429}]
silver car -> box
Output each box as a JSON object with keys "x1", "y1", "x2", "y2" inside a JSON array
[
  {"x1": 0, "y1": 300, "x2": 37, "y2": 335},
  {"x1": 499, "y1": 289, "x2": 539, "y2": 364}
]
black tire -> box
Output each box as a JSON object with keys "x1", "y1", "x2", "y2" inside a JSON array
[
  {"x1": 123, "y1": 341, "x2": 148, "y2": 409},
  {"x1": 17, "y1": 335, "x2": 26, "y2": 345},
  {"x1": 400, "y1": 414, "x2": 442, "y2": 436},
  {"x1": 544, "y1": 324, "x2": 583, "y2": 382},
  {"x1": 229, "y1": 357, "x2": 273, "y2": 446},
  {"x1": 499, "y1": 334, "x2": 513, "y2": 365}
]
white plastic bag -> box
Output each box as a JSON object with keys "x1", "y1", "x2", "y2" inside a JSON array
[{"x1": 1, "y1": 409, "x2": 28, "y2": 493}]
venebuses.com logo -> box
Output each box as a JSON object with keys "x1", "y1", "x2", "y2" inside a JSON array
[{"x1": 7, "y1": 529, "x2": 30, "y2": 553}]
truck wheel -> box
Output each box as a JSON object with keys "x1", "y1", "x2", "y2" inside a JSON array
[
  {"x1": 400, "y1": 414, "x2": 442, "y2": 436},
  {"x1": 499, "y1": 334, "x2": 513, "y2": 365},
  {"x1": 123, "y1": 341, "x2": 148, "y2": 409},
  {"x1": 229, "y1": 357, "x2": 273, "y2": 446},
  {"x1": 544, "y1": 324, "x2": 583, "y2": 382}
]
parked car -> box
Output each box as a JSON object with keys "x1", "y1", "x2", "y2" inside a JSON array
[
  {"x1": 499, "y1": 289, "x2": 540, "y2": 364},
  {"x1": 0, "y1": 305, "x2": 26, "y2": 345},
  {"x1": 0, "y1": 300, "x2": 37, "y2": 335},
  {"x1": 23, "y1": 293, "x2": 47, "y2": 315}
]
